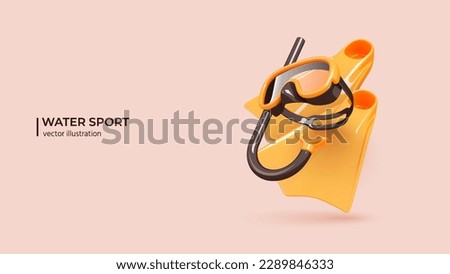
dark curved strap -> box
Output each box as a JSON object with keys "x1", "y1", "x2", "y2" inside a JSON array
[
  {"x1": 247, "y1": 110, "x2": 312, "y2": 181},
  {"x1": 281, "y1": 78, "x2": 354, "y2": 130}
]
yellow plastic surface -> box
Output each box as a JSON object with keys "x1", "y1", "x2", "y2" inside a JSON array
[{"x1": 245, "y1": 39, "x2": 376, "y2": 212}]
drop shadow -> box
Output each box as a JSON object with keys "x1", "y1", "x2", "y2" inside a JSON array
[{"x1": 258, "y1": 211, "x2": 369, "y2": 225}]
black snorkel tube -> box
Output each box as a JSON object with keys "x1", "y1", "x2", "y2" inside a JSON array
[{"x1": 247, "y1": 37, "x2": 311, "y2": 181}]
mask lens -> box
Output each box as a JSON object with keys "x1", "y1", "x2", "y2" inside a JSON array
[
  {"x1": 291, "y1": 69, "x2": 331, "y2": 97},
  {"x1": 262, "y1": 61, "x2": 332, "y2": 107}
]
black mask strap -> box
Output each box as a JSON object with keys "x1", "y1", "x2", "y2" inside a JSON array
[{"x1": 281, "y1": 78, "x2": 354, "y2": 130}]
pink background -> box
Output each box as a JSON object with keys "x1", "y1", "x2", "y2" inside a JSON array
[{"x1": 1, "y1": 0, "x2": 449, "y2": 253}]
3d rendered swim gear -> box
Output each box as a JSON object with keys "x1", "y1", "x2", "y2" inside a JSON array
[
  {"x1": 247, "y1": 38, "x2": 354, "y2": 181},
  {"x1": 245, "y1": 37, "x2": 377, "y2": 212}
]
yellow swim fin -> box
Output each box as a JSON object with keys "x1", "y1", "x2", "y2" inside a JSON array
[{"x1": 257, "y1": 90, "x2": 377, "y2": 212}]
